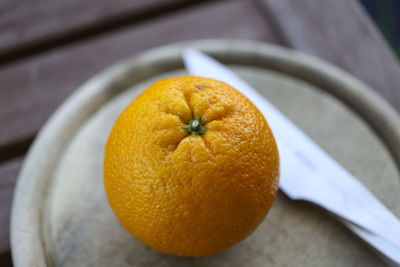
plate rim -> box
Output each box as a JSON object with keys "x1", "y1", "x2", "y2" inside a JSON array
[{"x1": 10, "y1": 39, "x2": 400, "y2": 267}]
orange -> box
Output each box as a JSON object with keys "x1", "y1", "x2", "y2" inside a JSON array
[{"x1": 104, "y1": 76, "x2": 279, "y2": 257}]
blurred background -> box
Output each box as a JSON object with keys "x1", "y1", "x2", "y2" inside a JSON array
[
  {"x1": 1, "y1": 0, "x2": 400, "y2": 266},
  {"x1": 361, "y1": 0, "x2": 400, "y2": 58}
]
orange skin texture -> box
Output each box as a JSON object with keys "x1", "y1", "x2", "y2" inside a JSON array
[{"x1": 104, "y1": 76, "x2": 279, "y2": 257}]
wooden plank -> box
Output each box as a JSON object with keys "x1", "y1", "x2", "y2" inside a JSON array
[
  {"x1": 0, "y1": 0, "x2": 197, "y2": 57},
  {"x1": 0, "y1": 157, "x2": 23, "y2": 254},
  {"x1": 257, "y1": 0, "x2": 400, "y2": 110},
  {"x1": 0, "y1": 0, "x2": 278, "y2": 151}
]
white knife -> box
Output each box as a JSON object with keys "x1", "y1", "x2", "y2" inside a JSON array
[{"x1": 183, "y1": 48, "x2": 400, "y2": 266}]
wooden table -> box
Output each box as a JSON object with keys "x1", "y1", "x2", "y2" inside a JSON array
[{"x1": 1, "y1": 0, "x2": 400, "y2": 265}]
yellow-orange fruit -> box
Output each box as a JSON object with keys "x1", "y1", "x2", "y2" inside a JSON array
[{"x1": 104, "y1": 76, "x2": 279, "y2": 257}]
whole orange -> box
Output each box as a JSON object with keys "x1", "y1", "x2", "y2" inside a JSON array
[{"x1": 104, "y1": 76, "x2": 279, "y2": 257}]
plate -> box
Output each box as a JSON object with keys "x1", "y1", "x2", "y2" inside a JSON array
[{"x1": 11, "y1": 40, "x2": 400, "y2": 267}]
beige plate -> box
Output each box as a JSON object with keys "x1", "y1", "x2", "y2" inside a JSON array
[{"x1": 11, "y1": 40, "x2": 400, "y2": 267}]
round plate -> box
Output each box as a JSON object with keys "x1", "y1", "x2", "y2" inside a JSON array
[{"x1": 11, "y1": 40, "x2": 400, "y2": 267}]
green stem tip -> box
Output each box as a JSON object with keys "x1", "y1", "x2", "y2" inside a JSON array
[{"x1": 184, "y1": 117, "x2": 206, "y2": 136}]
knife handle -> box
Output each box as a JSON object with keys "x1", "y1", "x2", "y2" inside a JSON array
[{"x1": 339, "y1": 218, "x2": 400, "y2": 266}]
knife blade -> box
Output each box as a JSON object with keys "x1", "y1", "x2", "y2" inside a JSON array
[{"x1": 182, "y1": 48, "x2": 400, "y2": 265}]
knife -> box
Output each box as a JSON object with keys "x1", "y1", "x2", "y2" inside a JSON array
[{"x1": 182, "y1": 48, "x2": 400, "y2": 265}]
